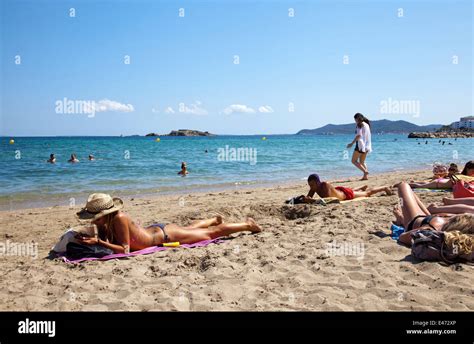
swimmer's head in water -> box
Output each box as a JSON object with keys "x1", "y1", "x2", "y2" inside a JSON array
[
  {"x1": 307, "y1": 174, "x2": 321, "y2": 188},
  {"x1": 181, "y1": 162, "x2": 187, "y2": 169}
]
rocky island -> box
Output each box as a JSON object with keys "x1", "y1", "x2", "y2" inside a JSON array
[
  {"x1": 408, "y1": 116, "x2": 474, "y2": 138},
  {"x1": 146, "y1": 129, "x2": 215, "y2": 137}
]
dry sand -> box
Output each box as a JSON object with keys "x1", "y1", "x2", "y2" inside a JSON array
[{"x1": 0, "y1": 169, "x2": 473, "y2": 311}]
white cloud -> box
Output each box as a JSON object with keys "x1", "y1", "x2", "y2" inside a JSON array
[
  {"x1": 93, "y1": 99, "x2": 134, "y2": 113},
  {"x1": 179, "y1": 101, "x2": 208, "y2": 115},
  {"x1": 258, "y1": 105, "x2": 274, "y2": 113},
  {"x1": 222, "y1": 104, "x2": 256, "y2": 115},
  {"x1": 164, "y1": 107, "x2": 175, "y2": 114}
]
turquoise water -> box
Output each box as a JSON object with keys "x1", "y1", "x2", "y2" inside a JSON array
[{"x1": 0, "y1": 134, "x2": 473, "y2": 209}]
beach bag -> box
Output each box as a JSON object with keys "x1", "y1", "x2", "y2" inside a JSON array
[
  {"x1": 451, "y1": 175, "x2": 474, "y2": 198},
  {"x1": 285, "y1": 195, "x2": 306, "y2": 205},
  {"x1": 66, "y1": 242, "x2": 113, "y2": 259},
  {"x1": 411, "y1": 230, "x2": 458, "y2": 264},
  {"x1": 52, "y1": 225, "x2": 98, "y2": 253}
]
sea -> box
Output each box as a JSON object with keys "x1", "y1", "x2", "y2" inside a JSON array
[{"x1": 0, "y1": 134, "x2": 472, "y2": 210}]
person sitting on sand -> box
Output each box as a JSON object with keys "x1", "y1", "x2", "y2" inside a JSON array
[
  {"x1": 448, "y1": 163, "x2": 459, "y2": 177},
  {"x1": 302, "y1": 173, "x2": 392, "y2": 203},
  {"x1": 392, "y1": 182, "x2": 474, "y2": 249},
  {"x1": 68, "y1": 154, "x2": 79, "y2": 163},
  {"x1": 76, "y1": 193, "x2": 262, "y2": 253},
  {"x1": 178, "y1": 162, "x2": 188, "y2": 175},
  {"x1": 409, "y1": 161, "x2": 474, "y2": 189},
  {"x1": 47, "y1": 153, "x2": 56, "y2": 163},
  {"x1": 88, "y1": 154, "x2": 95, "y2": 161}
]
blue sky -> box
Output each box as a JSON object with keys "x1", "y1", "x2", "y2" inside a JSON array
[{"x1": 1, "y1": 0, "x2": 472, "y2": 136}]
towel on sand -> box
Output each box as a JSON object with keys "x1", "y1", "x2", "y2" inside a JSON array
[
  {"x1": 414, "y1": 188, "x2": 450, "y2": 193},
  {"x1": 390, "y1": 224, "x2": 405, "y2": 240},
  {"x1": 58, "y1": 238, "x2": 224, "y2": 263},
  {"x1": 285, "y1": 196, "x2": 371, "y2": 206}
]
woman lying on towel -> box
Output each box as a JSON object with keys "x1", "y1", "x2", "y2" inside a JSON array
[
  {"x1": 76, "y1": 193, "x2": 262, "y2": 254},
  {"x1": 392, "y1": 182, "x2": 474, "y2": 247},
  {"x1": 409, "y1": 161, "x2": 474, "y2": 189},
  {"x1": 302, "y1": 173, "x2": 392, "y2": 203},
  {"x1": 427, "y1": 197, "x2": 474, "y2": 215}
]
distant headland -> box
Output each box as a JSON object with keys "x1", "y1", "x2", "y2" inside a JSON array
[
  {"x1": 296, "y1": 119, "x2": 442, "y2": 135},
  {"x1": 296, "y1": 117, "x2": 474, "y2": 138},
  {"x1": 146, "y1": 129, "x2": 216, "y2": 137}
]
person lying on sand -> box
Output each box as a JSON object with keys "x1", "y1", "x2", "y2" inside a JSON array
[
  {"x1": 392, "y1": 182, "x2": 474, "y2": 247},
  {"x1": 427, "y1": 197, "x2": 474, "y2": 215},
  {"x1": 178, "y1": 162, "x2": 188, "y2": 176},
  {"x1": 76, "y1": 193, "x2": 262, "y2": 254},
  {"x1": 409, "y1": 161, "x2": 474, "y2": 189},
  {"x1": 409, "y1": 163, "x2": 462, "y2": 185},
  {"x1": 302, "y1": 173, "x2": 392, "y2": 203},
  {"x1": 410, "y1": 164, "x2": 448, "y2": 184}
]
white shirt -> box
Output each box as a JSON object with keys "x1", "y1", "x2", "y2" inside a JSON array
[{"x1": 356, "y1": 122, "x2": 372, "y2": 153}]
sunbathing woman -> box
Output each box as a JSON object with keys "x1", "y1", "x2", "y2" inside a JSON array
[
  {"x1": 409, "y1": 161, "x2": 474, "y2": 189},
  {"x1": 427, "y1": 197, "x2": 474, "y2": 215},
  {"x1": 302, "y1": 173, "x2": 392, "y2": 203},
  {"x1": 410, "y1": 164, "x2": 449, "y2": 184},
  {"x1": 392, "y1": 182, "x2": 474, "y2": 246},
  {"x1": 76, "y1": 193, "x2": 262, "y2": 254}
]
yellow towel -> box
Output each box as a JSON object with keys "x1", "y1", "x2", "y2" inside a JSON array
[
  {"x1": 340, "y1": 196, "x2": 370, "y2": 204},
  {"x1": 311, "y1": 196, "x2": 370, "y2": 205},
  {"x1": 456, "y1": 174, "x2": 474, "y2": 182}
]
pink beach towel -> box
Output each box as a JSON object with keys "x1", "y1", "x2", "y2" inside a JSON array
[{"x1": 59, "y1": 238, "x2": 224, "y2": 264}]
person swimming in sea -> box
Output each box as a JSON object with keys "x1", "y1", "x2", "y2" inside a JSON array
[
  {"x1": 178, "y1": 162, "x2": 188, "y2": 175},
  {"x1": 68, "y1": 154, "x2": 79, "y2": 163},
  {"x1": 301, "y1": 173, "x2": 392, "y2": 203},
  {"x1": 75, "y1": 193, "x2": 262, "y2": 253},
  {"x1": 88, "y1": 154, "x2": 95, "y2": 161},
  {"x1": 47, "y1": 154, "x2": 56, "y2": 163}
]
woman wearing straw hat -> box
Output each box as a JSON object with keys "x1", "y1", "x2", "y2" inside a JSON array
[{"x1": 76, "y1": 193, "x2": 262, "y2": 253}]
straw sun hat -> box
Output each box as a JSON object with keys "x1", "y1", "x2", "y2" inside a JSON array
[{"x1": 76, "y1": 193, "x2": 124, "y2": 220}]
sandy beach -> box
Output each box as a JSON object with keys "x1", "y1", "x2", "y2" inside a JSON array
[{"x1": 0, "y1": 169, "x2": 473, "y2": 312}]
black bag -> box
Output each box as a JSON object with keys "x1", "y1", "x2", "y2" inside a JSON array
[
  {"x1": 66, "y1": 242, "x2": 114, "y2": 259},
  {"x1": 285, "y1": 195, "x2": 306, "y2": 205},
  {"x1": 411, "y1": 230, "x2": 473, "y2": 265}
]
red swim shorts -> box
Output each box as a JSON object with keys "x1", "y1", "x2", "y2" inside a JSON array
[{"x1": 335, "y1": 186, "x2": 355, "y2": 200}]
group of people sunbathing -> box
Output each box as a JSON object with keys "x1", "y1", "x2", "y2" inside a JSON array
[{"x1": 71, "y1": 161, "x2": 474, "y2": 263}]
